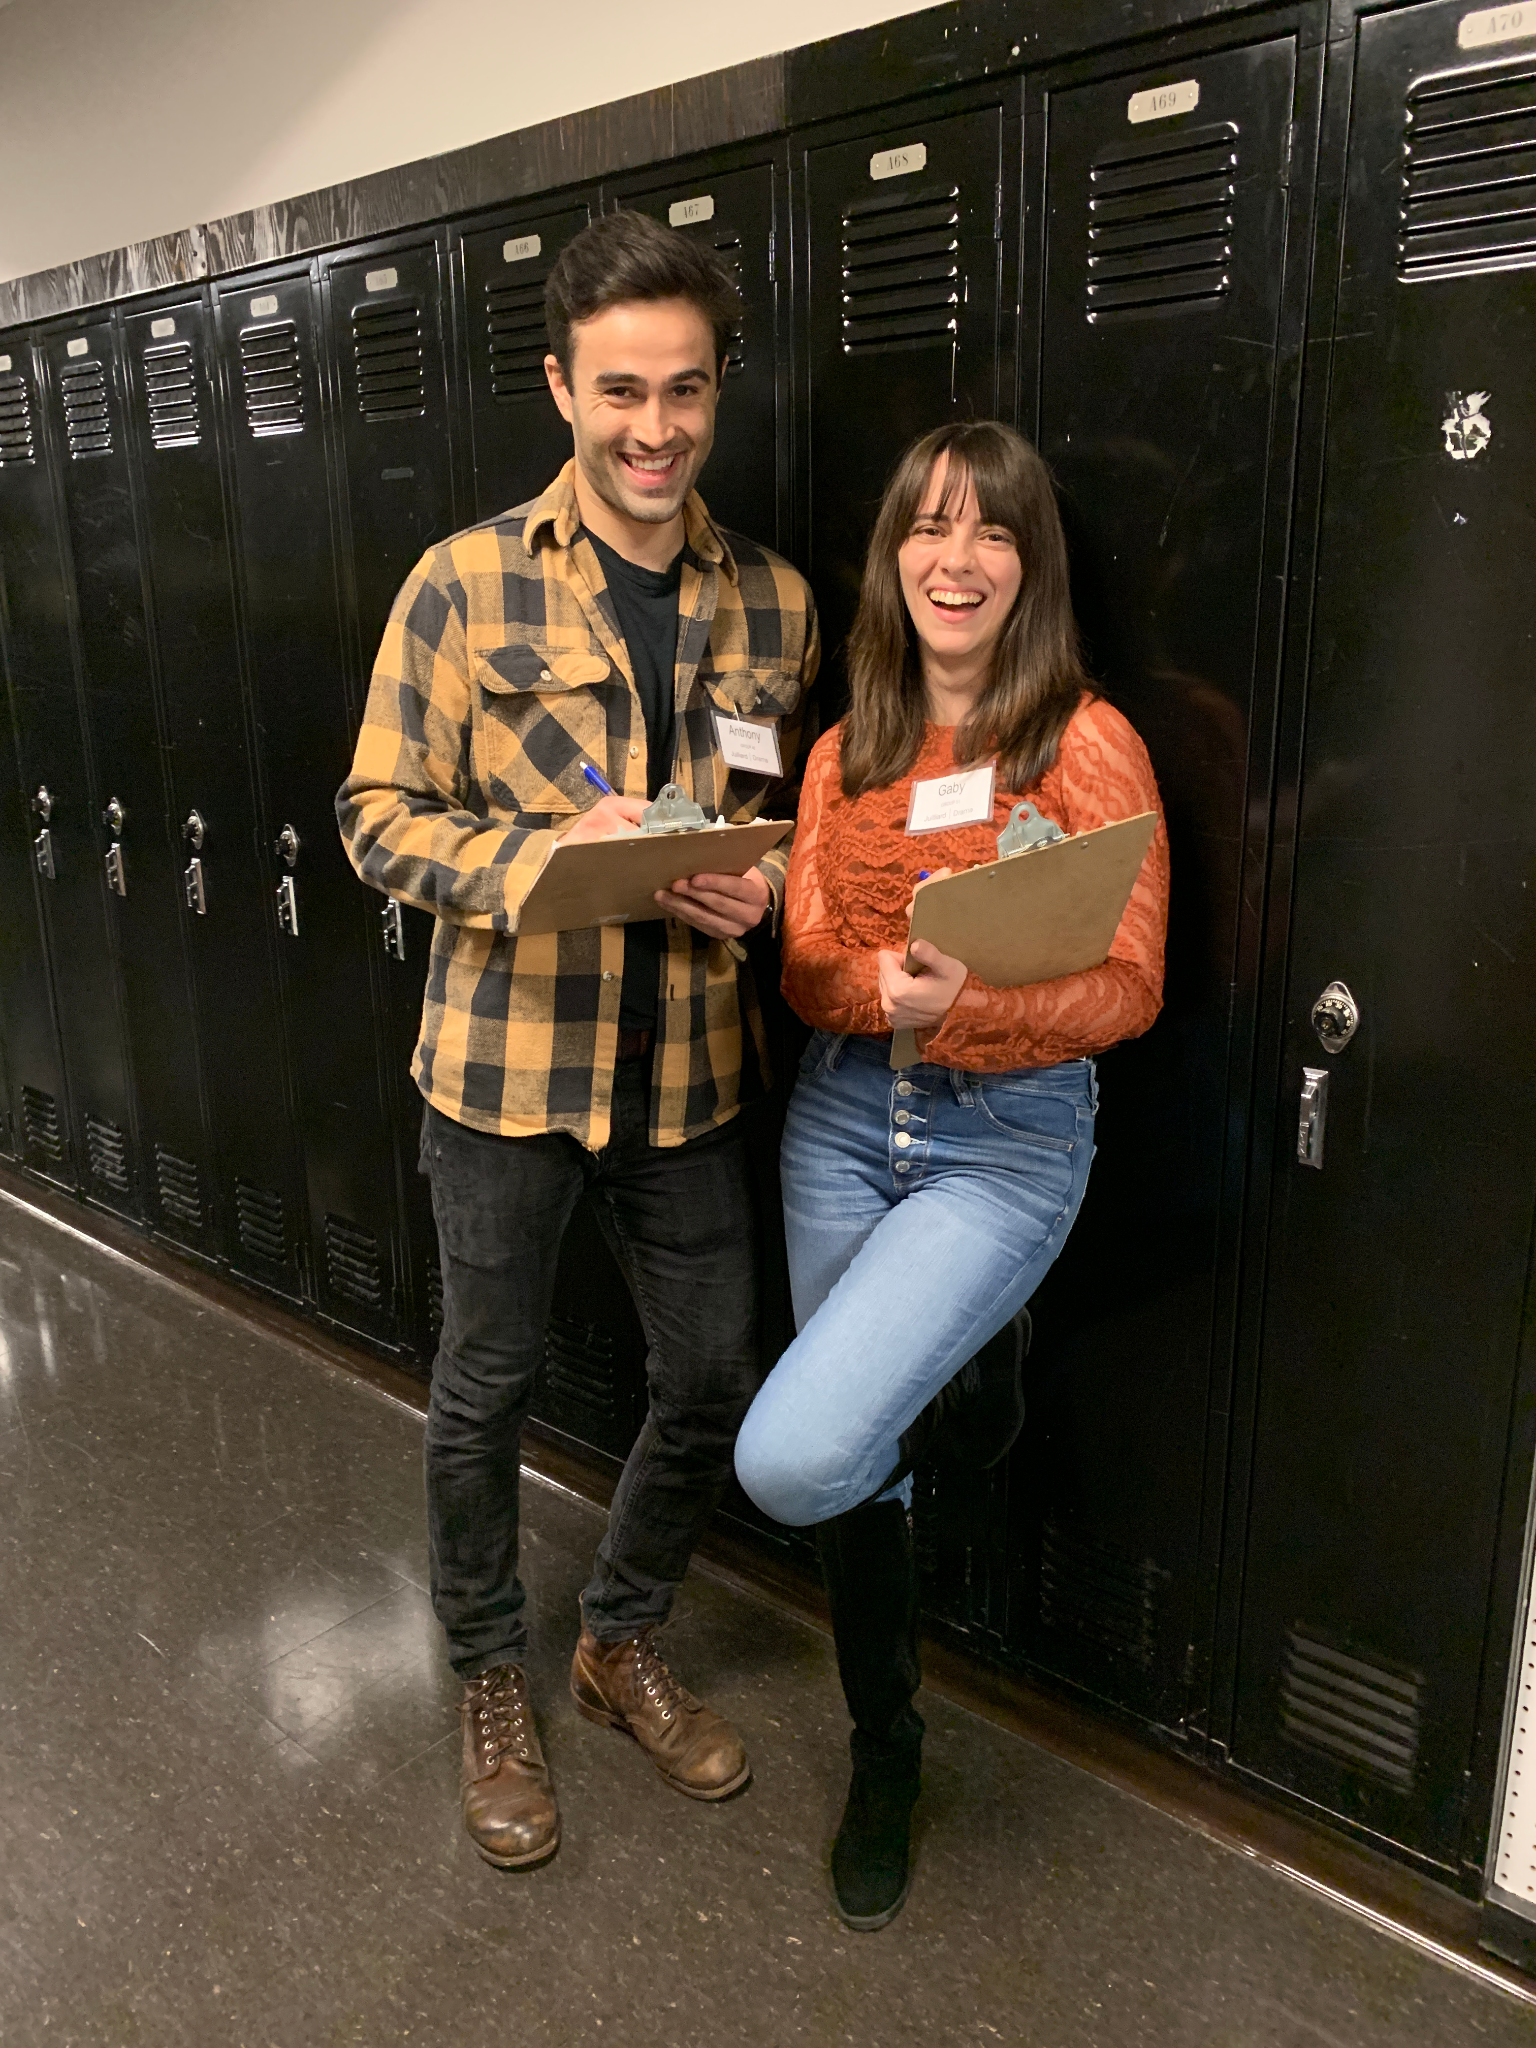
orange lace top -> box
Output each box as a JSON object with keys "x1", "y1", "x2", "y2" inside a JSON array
[{"x1": 781, "y1": 698, "x2": 1170, "y2": 1071}]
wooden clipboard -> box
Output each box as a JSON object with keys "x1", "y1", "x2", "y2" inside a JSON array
[
  {"x1": 890, "y1": 810, "x2": 1158, "y2": 1068},
  {"x1": 516, "y1": 818, "x2": 792, "y2": 936}
]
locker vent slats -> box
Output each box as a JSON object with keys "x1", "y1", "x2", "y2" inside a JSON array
[
  {"x1": 239, "y1": 322, "x2": 304, "y2": 438},
  {"x1": 21, "y1": 1086, "x2": 66, "y2": 1164},
  {"x1": 1038, "y1": 1519, "x2": 1169, "y2": 1669},
  {"x1": 352, "y1": 300, "x2": 426, "y2": 422},
  {"x1": 1281, "y1": 1627, "x2": 1421, "y2": 1789},
  {"x1": 0, "y1": 371, "x2": 35, "y2": 466},
  {"x1": 666, "y1": 217, "x2": 747, "y2": 375},
  {"x1": 544, "y1": 1313, "x2": 622, "y2": 1426},
  {"x1": 1086, "y1": 120, "x2": 1238, "y2": 321},
  {"x1": 155, "y1": 1146, "x2": 203, "y2": 1231},
  {"x1": 1400, "y1": 60, "x2": 1536, "y2": 280},
  {"x1": 486, "y1": 268, "x2": 554, "y2": 401},
  {"x1": 142, "y1": 340, "x2": 200, "y2": 450},
  {"x1": 85, "y1": 1114, "x2": 129, "y2": 1193},
  {"x1": 325, "y1": 1213, "x2": 384, "y2": 1308},
  {"x1": 235, "y1": 1177, "x2": 288, "y2": 1262},
  {"x1": 60, "y1": 359, "x2": 113, "y2": 459},
  {"x1": 841, "y1": 182, "x2": 963, "y2": 355}
]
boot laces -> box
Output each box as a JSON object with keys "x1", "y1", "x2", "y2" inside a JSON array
[
  {"x1": 466, "y1": 1666, "x2": 533, "y2": 1767},
  {"x1": 632, "y1": 1632, "x2": 696, "y2": 1726}
]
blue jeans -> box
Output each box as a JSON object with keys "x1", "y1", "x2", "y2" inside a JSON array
[{"x1": 735, "y1": 1031, "x2": 1097, "y2": 1527}]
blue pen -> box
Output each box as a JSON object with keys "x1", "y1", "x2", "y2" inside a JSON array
[
  {"x1": 917, "y1": 870, "x2": 931, "y2": 882},
  {"x1": 582, "y1": 761, "x2": 616, "y2": 797}
]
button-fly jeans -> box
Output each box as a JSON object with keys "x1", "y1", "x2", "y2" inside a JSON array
[
  {"x1": 422, "y1": 1060, "x2": 760, "y2": 1678},
  {"x1": 735, "y1": 1031, "x2": 1097, "y2": 1527}
]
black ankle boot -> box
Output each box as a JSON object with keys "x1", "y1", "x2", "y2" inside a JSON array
[{"x1": 817, "y1": 1499, "x2": 924, "y2": 1932}]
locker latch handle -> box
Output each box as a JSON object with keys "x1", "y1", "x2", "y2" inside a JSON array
[
  {"x1": 184, "y1": 857, "x2": 207, "y2": 916},
  {"x1": 31, "y1": 784, "x2": 53, "y2": 823},
  {"x1": 105, "y1": 844, "x2": 127, "y2": 898},
  {"x1": 381, "y1": 899, "x2": 406, "y2": 961},
  {"x1": 182, "y1": 808, "x2": 206, "y2": 850},
  {"x1": 103, "y1": 796, "x2": 125, "y2": 837},
  {"x1": 1298, "y1": 1066, "x2": 1329, "y2": 1170},
  {"x1": 33, "y1": 828, "x2": 56, "y2": 881},
  {"x1": 276, "y1": 823, "x2": 301, "y2": 870},
  {"x1": 276, "y1": 874, "x2": 299, "y2": 937}
]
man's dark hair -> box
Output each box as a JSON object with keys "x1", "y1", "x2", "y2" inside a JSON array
[{"x1": 544, "y1": 210, "x2": 741, "y2": 381}]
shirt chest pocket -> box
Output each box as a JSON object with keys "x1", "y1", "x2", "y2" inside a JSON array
[
  {"x1": 471, "y1": 644, "x2": 614, "y2": 818},
  {"x1": 701, "y1": 664, "x2": 803, "y2": 727}
]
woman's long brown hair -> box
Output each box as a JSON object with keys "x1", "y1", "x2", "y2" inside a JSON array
[{"x1": 839, "y1": 421, "x2": 1090, "y2": 799}]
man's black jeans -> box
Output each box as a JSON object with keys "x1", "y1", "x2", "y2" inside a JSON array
[{"x1": 421, "y1": 1059, "x2": 760, "y2": 1678}]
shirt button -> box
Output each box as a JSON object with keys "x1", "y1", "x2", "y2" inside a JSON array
[
  {"x1": 602, "y1": 971, "x2": 614, "y2": 982},
  {"x1": 539, "y1": 668, "x2": 552, "y2": 682},
  {"x1": 895, "y1": 1080, "x2": 913, "y2": 1097},
  {"x1": 629, "y1": 744, "x2": 640, "y2": 758},
  {"x1": 894, "y1": 1110, "x2": 910, "y2": 1126},
  {"x1": 894, "y1": 1131, "x2": 913, "y2": 1149}
]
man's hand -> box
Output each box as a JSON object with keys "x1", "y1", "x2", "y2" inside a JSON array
[
  {"x1": 656, "y1": 869, "x2": 771, "y2": 941},
  {"x1": 877, "y1": 939, "x2": 967, "y2": 1029},
  {"x1": 562, "y1": 794, "x2": 647, "y2": 845}
]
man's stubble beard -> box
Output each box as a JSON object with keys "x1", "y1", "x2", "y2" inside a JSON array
[{"x1": 576, "y1": 419, "x2": 713, "y2": 528}]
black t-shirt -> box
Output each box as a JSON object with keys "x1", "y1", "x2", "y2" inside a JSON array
[{"x1": 585, "y1": 529, "x2": 684, "y2": 1034}]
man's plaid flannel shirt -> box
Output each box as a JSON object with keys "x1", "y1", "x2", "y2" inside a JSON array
[{"x1": 336, "y1": 462, "x2": 819, "y2": 1151}]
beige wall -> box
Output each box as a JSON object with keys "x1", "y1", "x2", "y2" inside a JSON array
[{"x1": 0, "y1": 0, "x2": 941, "y2": 285}]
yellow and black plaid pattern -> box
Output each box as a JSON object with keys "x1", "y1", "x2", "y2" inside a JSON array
[{"x1": 337, "y1": 461, "x2": 818, "y2": 1150}]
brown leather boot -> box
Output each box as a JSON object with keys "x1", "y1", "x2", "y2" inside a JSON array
[
  {"x1": 570, "y1": 1627, "x2": 750, "y2": 1800},
  {"x1": 459, "y1": 1665, "x2": 560, "y2": 1869}
]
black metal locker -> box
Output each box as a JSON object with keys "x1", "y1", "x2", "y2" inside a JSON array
[
  {"x1": 0, "y1": 336, "x2": 72, "y2": 1180},
  {"x1": 801, "y1": 101, "x2": 1007, "y2": 710},
  {"x1": 0, "y1": 334, "x2": 135, "y2": 1203},
  {"x1": 606, "y1": 155, "x2": 787, "y2": 550},
  {"x1": 118, "y1": 294, "x2": 300, "y2": 1272},
  {"x1": 39, "y1": 315, "x2": 210, "y2": 1243},
  {"x1": 455, "y1": 199, "x2": 594, "y2": 523},
  {"x1": 1230, "y1": 0, "x2": 1536, "y2": 1875},
  {"x1": 320, "y1": 235, "x2": 458, "y2": 1357},
  {"x1": 1022, "y1": 36, "x2": 1301, "y2": 1724},
  {"x1": 212, "y1": 266, "x2": 397, "y2": 1331}
]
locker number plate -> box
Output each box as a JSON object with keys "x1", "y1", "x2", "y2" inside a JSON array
[
  {"x1": 365, "y1": 267, "x2": 398, "y2": 294},
  {"x1": 1459, "y1": 5, "x2": 1536, "y2": 46},
  {"x1": 669, "y1": 196, "x2": 715, "y2": 226},
  {"x1": 1128, "y1": 79, "x2": 1200, "y2": 124},
  {"x1": 870, "y1": 144, "x2": 927, "y2": 181},
  {"x1": 66, "y1": 337, "x2": 89, "y2": 358},
  {"x1": 503, "y1": 234, "x2": 542, "y2": 264},
  {"x1": 250, "y1": 294, "x2": 279, "y2": 318},
  {"x1": 0, "y1": 356, "x2": 11, "y2": 373},
  {"x1": 150, "y1": 317, "x2": 176, "y2": 339}
]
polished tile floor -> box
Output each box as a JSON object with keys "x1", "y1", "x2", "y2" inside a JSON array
[{"x1": 1, "y1": 1188, "x2": 1532, "y2": 2048}]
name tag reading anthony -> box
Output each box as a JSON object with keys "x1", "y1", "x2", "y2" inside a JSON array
[
  {"x1": 906, "y1": 762, "x2": 996, "y2": 834},
  {"x1": 714, "y1": 714, "x2": 783, "y2": 775}
]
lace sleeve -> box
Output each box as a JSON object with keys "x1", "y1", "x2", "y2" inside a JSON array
[
  {"x1": 780, "y1": 734, "x2": 888, "y2": 1036},
  {"x1": 921, "y1": 700, "x2": 1170, "y2": 1071}
]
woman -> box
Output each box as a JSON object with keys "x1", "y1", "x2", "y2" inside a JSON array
[{"x1": 735, "y1": 421, "x2": 1169, "y2": 1930}]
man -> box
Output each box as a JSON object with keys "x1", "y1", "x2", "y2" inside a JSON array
[{"x1": 337, "y1": 211, "x2": 817, "y2": 1868}]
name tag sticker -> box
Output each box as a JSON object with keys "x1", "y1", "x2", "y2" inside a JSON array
[
  {"x1": 1128, "y1": 79, "x2": 1201, "y2": 124},
  {"x1": 715, "y1": 714, "x2": 783, "y2": 776},
  {"x1": 1459, "y1": 4, "x2": 1536, "y2": 46},
  {"x1": 906, "y1": 762, "x2": 996, "y2": 835}
]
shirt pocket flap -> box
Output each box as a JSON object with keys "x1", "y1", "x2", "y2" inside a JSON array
[
  {"x1": 476, "y1": 645, "x2": 611, "y2": 694},
  {"x1": 702, "y1": 666, "x2": 802, "y2": 720}
]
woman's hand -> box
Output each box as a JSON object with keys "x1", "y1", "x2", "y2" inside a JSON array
[{"x1": 877, "y1": 939, "x2": 967, "y2": 1029}]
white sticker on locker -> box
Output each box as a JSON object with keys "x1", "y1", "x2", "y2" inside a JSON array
[
  {"x1": 250, "y1": 294, "x2": 279, "y2": 318},
  {"x1": 503, "y1": 234, "x2": 542, "y2": 264},
  {"x1": 870, "y1": 143, "x2": 928, "y2": 181},
  {"x1": 1128, "y1": 79, "x2": 1201, "y2": 124},
  {"x1": 365, "y1": 266, "x2": 398, "y2": 293},
  {"x1": 0, "y1": 356, "x2": 11, "y2": 373},
  {"x1": 1459, "y1": 5, "x2": 1536, "y2": 47},
  {"x1": 669, "y1": 195, "x2": 715, "y2": 226},
  {"x1": 66, "y1": 337, "x2": 89, "y2": 358},
  {"x1": 150, "y1": 317, "x2": 176, "y2": 339}
]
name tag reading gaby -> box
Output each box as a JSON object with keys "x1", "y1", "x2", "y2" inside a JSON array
[
  {"x1": 714, "y1": 713, "x2": 783, "y2": 776},
  {"x1": 906, "y1": 762, "x2": 996, "y2": 834}
]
